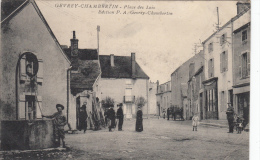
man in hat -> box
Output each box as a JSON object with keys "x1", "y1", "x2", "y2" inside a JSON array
[
  {"x1": 107, "y1": 106, "x2": 116, "y2": 132},
  {"x1": 226, "y1": 103, "x2": 235, "y2": 133},
  {"x1": 116, "y1": 103, "x2": 124, "y2": 131},
  {"x1": 79, "y1": 102, "x2": 88, "y2": 133},
  {"x1": 42, "y1": 104, "x2": 67, "y2": 148}
]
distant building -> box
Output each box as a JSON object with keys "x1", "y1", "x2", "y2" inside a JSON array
[
  {"x1": 187, "y1": 66, "x2": 204, "y2": 120},
  {"x1": 171, "y1": 51, "x2": 204, "y2": 119},
  {"x1": 148, "y1": 81, "x2": 157, "y2": 116},
  {"x1": 62, "y1": 31, "x2": 101, "y2": 130},
  {"x1": 99, "y1": 53, "x2": 149, "y2": 118},
  {"x1": 232, "y1": 4, "x2": 250, "y2": 127},
  {"x1": 156, "y1": 81, "x2": 171, "y2": 117},
  {"x1": 202, "y1": 2, "x2": 250, "y2": 120}
]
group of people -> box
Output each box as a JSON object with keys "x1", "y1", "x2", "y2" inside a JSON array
[
  {"x1": 41, "y1": 102, "x2": 144, "y2": 148},
  {"x1": 104, "y1": 103, "x2": 143, "y2": 132},
  {"x1": 226, "y1": 103, "x2": 244, "y2": 134}
]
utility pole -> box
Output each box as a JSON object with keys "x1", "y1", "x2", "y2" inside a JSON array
[
  {"x1": 97, "y1": 25, "x2": 100, "y2": 59},
  {"x1": 216, "y1": 7, "x2": 220, "y2": 31}
]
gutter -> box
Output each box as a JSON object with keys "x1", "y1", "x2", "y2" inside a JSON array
[{"x1": 67, "y1": 66, "x2": 72, "y2": 123}]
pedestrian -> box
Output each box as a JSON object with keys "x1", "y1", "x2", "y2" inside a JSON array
[
  {"x1": 167, "y1": 108, "x2": 170, "y2": 120},
  {"x1": 226, "y1": 103, "x2": 235, "y2": 133},
  {"x1": 42, "y1": 104, "x2": 67, "y2": 148},
  {"x1": 236, "y1": 115, "x2": 244, "y2": 134},
  {"x1": 107, "y1": 106, "x2": 116, "y2": 132},
  {"x1": 192, "y1": 113, "x2": 199, "y2": 131},
  {"x1": 116, "y1": 103, "x2": 124, "y2": 131},
  {"x1": 136, "y1": 107, "x2": 143, "y2": 132},
  {"x1": 79, "y1": 102, "x2": 88, "y2": 133},
  {"x1": 163, "y1": 109, "x2": 166, "y2": 119}
]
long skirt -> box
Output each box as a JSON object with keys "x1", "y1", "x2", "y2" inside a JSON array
[{"x1": 135, "y1": 119, "x2": 143, "y2": 132}]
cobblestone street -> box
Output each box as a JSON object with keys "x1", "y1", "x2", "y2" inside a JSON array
[
  {"x1": 63, "y1": 118, "x2": 249, "y2": 160},
  {"x1": 1, "y1": 118, "x2": 249, "y2": 160}
]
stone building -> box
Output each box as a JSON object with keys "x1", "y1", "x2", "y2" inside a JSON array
[
  {"x1": 148, "y1": 81, "x2": 157, "y2": 116},
  {"x1": 156, "y1": 81, "x2": 171, "y2": 118},
  {"x1": 99, "y1": 53, "x2": 149, "y2": 118},
  {"x1": 232, "y1": 4, "x2": 250, "y2": 127},
  {"x1": 62, "y1": 31, "x2": 101, "y2": 130},
  {"x1": 0, "y1": 0, "x2": 70, "y2": 149},
  {"x1": 187, "y1": 66, "x2": 204, "y2": 120},
  {"x1": 202, "y1": 2, "x2": 250, "y2": 120},
  {"x1": 171, "y1": 51, "x2": 204, "y2": 119}
]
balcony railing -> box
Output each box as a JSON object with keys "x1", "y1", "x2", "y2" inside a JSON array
[{"x1": 124, "y1": 96, "x2": 135, "y2": 103}]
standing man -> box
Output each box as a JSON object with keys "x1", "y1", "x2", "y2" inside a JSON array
[
  {"x1": 107, "y1": 106, "x2": 116, "y2": 132},
  {"x1": 167, "y1": 108, "x2": 170, "y2": 120},
  {"x1": 42, "y1": 104, "x2": 67, "y2": 148},
  {"x1": 226, "y1": 103, "x2": 235, "y2": 133},
  {"x1": 117, "y1": 103, "x2": 124, "y2": 131},
  {"x1": 79, "y1": 102, "x2": 88, "y2": 133}
]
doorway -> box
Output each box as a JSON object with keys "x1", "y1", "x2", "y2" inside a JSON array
[{"x1": 76, "y1": 97, "x2": 80, "y2": 129}]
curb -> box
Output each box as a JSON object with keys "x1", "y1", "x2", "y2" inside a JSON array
[{"x1": 200, "y1": 122, "x2": 228, "y2": 128}]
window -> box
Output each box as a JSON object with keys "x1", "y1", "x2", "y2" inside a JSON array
[
  {"x1": 220, "y1": 33, "x2": 227, "y2": 45},
  {"x1": 20, "y1": 53, "x2": 43, "y2": 83},
  {"x1": 208, "y1": 43, "x2": 213, "y2": 53},
  {"x1": 19, "y1": 95, "x2": 42, "y2": 120},
  {"x1": 242, "y1": 30, "x2": 247, "y2": 42},
  {"x1": 240, "y1": 52, "x2": 250, "y2": 78},
  {"x1": 220, "y1": 51, "x2": 228, "y2": 72},
  {"x1": 208, "y1": 58, "x2": 214, "y2": 78}
]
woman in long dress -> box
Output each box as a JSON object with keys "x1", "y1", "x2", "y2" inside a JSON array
[{"x1": 136, "y1": 107, "x2": 143, "y2": 132}]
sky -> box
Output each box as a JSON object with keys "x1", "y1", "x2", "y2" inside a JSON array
[{"x1": 36, "y1": 0, "x2": 237, "y2": 83}]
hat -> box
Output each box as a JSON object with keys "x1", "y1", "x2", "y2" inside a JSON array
[
  {"x1": 117, "y1": 103, "x2": 123, "y2": 107},
  {"x1": 56, "y1": 104, "x2": 64, "y2": 110},
  {"x1": 81, "y1": 105, "x2": 86, "y2": 109}
]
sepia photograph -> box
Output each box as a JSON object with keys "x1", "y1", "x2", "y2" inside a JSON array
[{"x1": 0, "y1": 0, "x2": 258, "y2": 159}]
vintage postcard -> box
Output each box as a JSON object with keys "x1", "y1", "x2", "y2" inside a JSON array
[{"x1": 0, "y1": 0, "x2": 258, "y2": 159}]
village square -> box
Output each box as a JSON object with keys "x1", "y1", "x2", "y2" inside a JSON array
[{"x1": 0, "y1": 0, "x2": 256, "y2": 160}]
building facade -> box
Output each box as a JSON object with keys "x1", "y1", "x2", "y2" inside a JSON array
[
  {"x1": 148, "y1": 81, "x2": 157, "y2": 116},
  {"x1": 62, "y1": 31, "x2": 102, "y2": 130},
  {"x1": 0, "y1": 0, "x2": 71, "y2": 122},
  {"x1": 232, "y1": 6, "x2": 250, "y2": 127},
  {"x1": 187, "y1": 66, "x2": 204, "y2": 120},
  {"x1": 202, "y1": 2, "x2": 250, "y2": 120},
  {"x1": 171, "y1": 51, "x2": 204, "y2": 119},
  {"x1": 99, "y1": 53, "x2": 149, "y2": 118},
  {"x1": 156, "y1": 81, "x2": 171, "y2": 117}
]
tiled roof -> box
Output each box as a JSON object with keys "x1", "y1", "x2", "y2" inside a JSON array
[
  {"x1": 99, "y1": 55, "x2": 149, "y2": 79},
  {"x1": 70, "y1": 60, "x2": 100, "y2": 90},
  {"x1": 63, "y1": 48, "x2": 101, "y2": 94},
  {"x1": 63, "y1": 48, "x2": 98, "y2": 60}
]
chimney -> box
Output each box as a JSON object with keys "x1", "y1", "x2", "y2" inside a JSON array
[
  {"x1": 70, "y1": 31, "x2": 79, "y2": 56},
  {"x1": 110, "y1": 54, "x2": 114, "y2": 67},
  {"x1": 236, "y1": 2, "x2": 250, "y2": 15},
  {"x1": 131, "y1": 53, "x2": 136, "y2": 78}
]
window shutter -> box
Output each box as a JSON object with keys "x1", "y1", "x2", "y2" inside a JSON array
[
  {"x1": 220, "y1": 53, "x2": 223, "y2": 73},
  {"x1": 19, "y1": 95, "x2": 26, "y2": 119},
  {"x1": 36, "y1": 96, "x2": 42, "y2": 119},
  {"x1": 247, "y1": 52, "x2": 250, "y2": 76},
  {"x1": 208, "y1": 60, "x2": 211, "y2": 78},
  {"x1": 225, "y1": 50, "x2": 228, "y2": 71},
  {"x1": 224, "y1": 33, "x2": 227, "y2": 43},
  {"x1": 239, "y1": 54, "x2": 242, "y2": 78},
  {"x1": 212, "y1": 59, "x2": 214, "y2": 77},
  {"x1": 37, "y1": 60, "x2": 43, "y2": 83},
  {"x1": 20, "y1": 55, "x2": 26, "y2": 81}
]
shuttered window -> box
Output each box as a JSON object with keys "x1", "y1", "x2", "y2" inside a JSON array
[
  {"x1": 208, "y1": 58, "x2": 214, "y2": 78},
  {"x1": 240, "y1": 52, "x2": 250, "y2": 78},
  {"x1": 37, "y1": 59, "x2": 43, "y2": 83},
  {"x1": 220, "y1": 51, "x2": 228, "y2": 72},
  {"x1": 220, "y1": 33, "x2": 227, "y2": 45}
]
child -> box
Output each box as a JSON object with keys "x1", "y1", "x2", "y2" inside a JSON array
[
  {"x1": 192, "y1": 113, "x2": 199, "y2": 131},
  {"x1": 236, "y1": 116, "x2": 244, "y2": 134},
  {"x1": 42, "y1": 104, "x2": 67, "y2": 148}
]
